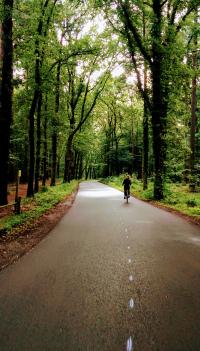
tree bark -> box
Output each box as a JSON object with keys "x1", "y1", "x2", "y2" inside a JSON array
[
  {"x1": 151, "y1": 0, "x2": 167, "y2": 199},
  {"x1": 190, "y1": 53, "x2": 197, "y2": 172},
  {"x1": 63, "y1": 135, "x2": 74, "y2": 182},
  {"x1": 142, "y1": 14, "x2": 149, "y2": 190},
  {"x1": 142, "y1": 68, "x2": 149, "y2": 190},
  {"x1": 42, "y1": 98, "x2": 48, "y2": 186},
  {"x1": 27, "y1": 30, "x2": 41, "y2": 196},
  {"x1": 74, "y1": 150, "x2": 79, "y2": 179},
  {"x1": 27, "y1": 0, "x2": 55, "y2": 196},
  {"x1": 119, "y1": 0, "x2": 168, "y2": 199},
  {"x1": 51, "y1": 61, "x2": 61, "y2": 186},
  {"x1": 78, "y1": 154, "x2": 83, "y2": 179},
  {"x1": 189, "y1": 23, "x2": 197, "y2": 192},
  {"x1": 34, "y1": 92, "x2": 42, "y2": 193},
  {"x1": 51, "y1": 130, "x2": 57, "y2": 186},
  {"x1": 0, "y1": 0, "x2": 13, "y2": 205}
]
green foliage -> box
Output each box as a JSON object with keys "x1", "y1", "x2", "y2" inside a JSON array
[
  {"x1": 2, "y1": 0, "x2": 199, "y2": 203},
  {"x1": 186, "y1": 199, "x2": 197, "y2": 207},
  {"x1": 40, "y1": 186, "x2": 48, "y2": 192}
]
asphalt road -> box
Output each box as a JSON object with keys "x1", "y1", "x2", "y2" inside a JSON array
[{"x1": 0, "y1": 181, "x2": 200, "y2": 351}]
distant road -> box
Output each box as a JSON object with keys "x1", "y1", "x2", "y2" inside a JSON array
[{"x1": 0, "y1": 181, "x2": 200, "y2": 350}]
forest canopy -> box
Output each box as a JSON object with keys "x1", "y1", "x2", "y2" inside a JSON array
[{"x1": 0, "y1": 0, "x2": 199, "y2": 205}]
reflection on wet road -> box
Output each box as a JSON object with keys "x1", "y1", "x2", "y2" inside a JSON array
[{"x1": 0, "y1": 181, "x2": 200, "y2": 350}]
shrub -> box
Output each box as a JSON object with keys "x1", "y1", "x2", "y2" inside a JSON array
[
  {"x1": 186, "y1": 199, "x2": 197, "y2": 207},
  {"x1": 41, "y1": 186, "x2": 48, "y2": 192}
]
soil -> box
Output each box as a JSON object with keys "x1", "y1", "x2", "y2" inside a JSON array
[{"x1": 0, "y1": 191, "x2": 77, "y2": 271}]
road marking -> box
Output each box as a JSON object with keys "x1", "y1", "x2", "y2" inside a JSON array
[
  {"x1": 127, "y1": 336, "x2": 133, "y2": 350},
  {"x1": 128, "y1": 246, "x2": 130, "y2": 250},
  {"x1": 126, "y1": 235, "x2": 129, "y2": 239},
  {"x1": 125, "y1": 228, "x2": 128, "y2": 233},
  {"x1": 191, "y1": 237, "x2": 200, "y2": 244},
  {"x1": 129, "y1": 298, "x2": 134, "y2": 309},
  {"x1": 128, "y1": 258, "x2": 131, "y2": 263},
  {"x1": 129, "y1": 275, "x2": 133, "y2": 281}
]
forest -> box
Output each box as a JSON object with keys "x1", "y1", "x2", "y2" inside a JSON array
[{"x1": 0, "y1": 0, "x2": 199, "y2": 207}]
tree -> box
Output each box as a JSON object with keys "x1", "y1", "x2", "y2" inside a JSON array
[
  {"x1": 189, "y1": 11, "x2": 198, "y2": 191},
  {"x1": 97, "y1": 0, "x2": 198, "y2": 198},
  {"x1": 63, "y1": 63, "x2": 108, "y2": 182},
  {"x1": 27, "y1": 0, "x2": 58, "y2": 196},
  {"x1": 0, "y1": 0, "x2": 13, "y2": 205}
]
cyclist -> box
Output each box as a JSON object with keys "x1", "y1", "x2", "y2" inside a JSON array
[{"x1": 122, "y1": 174, "x2": 131, "y2": 199}]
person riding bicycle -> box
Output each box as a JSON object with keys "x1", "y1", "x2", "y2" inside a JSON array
[{"x1": 122, "y1": 174, "x2": 131, "y2": 199}]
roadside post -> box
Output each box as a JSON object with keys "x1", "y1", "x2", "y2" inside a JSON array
[{"x1": 14, "y1": 170, "x2": 21, "y2": 214}]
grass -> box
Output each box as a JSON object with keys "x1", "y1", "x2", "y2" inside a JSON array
[
  {"x1": 0, "y1": 180, "x2": 79, "y2": 234},
  {"x1": 100, "y1": 175, "x2": 200, "y2": 218}
]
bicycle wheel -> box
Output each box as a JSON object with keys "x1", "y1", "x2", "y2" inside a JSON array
[
  {"x1": 126, "y1": 193, "x2": 128, "y2": 203},
  {"x1": 125, "y1": 190, "x2": 128, "y2": 203}
]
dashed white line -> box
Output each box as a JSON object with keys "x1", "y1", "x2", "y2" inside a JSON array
[
  {"x1": 128, "y1": 258, "x2": 132, "y2": 263},
  {"x1": 126, "y1": 336, "x2": 133, "y2": 351},
  {"x1": 129, "y1": 298, "x2": 134, "y2": 309},
  {"x1": 126, "y1": 235, "x2": 129, "y2": 239},
  {"x1": 125, "y1": 228, "x2": 128, "y2": 233},
  {"x1": 129, "y1": 275, "x2": 133, "y2": 281}
]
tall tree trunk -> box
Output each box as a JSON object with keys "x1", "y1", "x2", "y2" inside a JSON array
[
  {"x1": 27, "y1": 90, "x2": 38, "y2": 196},
  {"x1": 151, "y1": 0, "x2": 167, "y2": 200},
  {"x1": 0, "y1": 0, "x2": 13, "y2": 205},
  {"x1": 51, "y1": 130, "x2": 57, "y2": 186},
  {"x1": 34, "y1": 92, "x2": 42, "y2": 193},
  {"x1": 85, "y1": 165, "x2": 90, "y2": 180},
  {"x1": 51, "y1": 61, "x2": 61, "y2": 186},
  {"x1": 42, "y1": 98, "x2": 48, "y2": 186},
  {"x1": 27, "y1": 43, "x2": 41, "y2": 196},
  {"x1": 143, "y1": 99, "x2": 149, "y2": 190},
  {"x1": 27, "y1": 0, "x2": 53, "y2": 196},
  {"x1": 130, "y1": 120, "x2": 135, "y2": 175},
  {"x1": 142, "y1": 66, "x2": 149, "y2": 190},
  {"x1": 63, "y1": 135, "x2": 74, "y2": 182},
  {"x1": 142, "y1": 15, "x2": 149, "y2": 190},
  {"x1": 189, "y1": 28, "x2": 197, "y2": 191},
  {"x1": 57, "y1": 159, "x2": 60, "y2": 179},
  {"x1": 151, "y1": 68, "x2": 167, "y2": 199},
  {"x1": 0, "y1": 24, "x2": 3, "y2": 113},
  {"x1": 74, "y1": 150, "x2": 79, "y2": 179},
  {"x1": 78, "y1": 154, "x2": 83, "y2": 179},
  {"x1": 115, "y1": 139, "x2": 119, "y2": 176},
  {"x1": 21, "y1": 134, "x2": 29, "y2": 183}
]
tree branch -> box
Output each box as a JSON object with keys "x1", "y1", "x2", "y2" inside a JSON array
[
  {"x1": 119, "y1": 0, "x2": 152, "y2": 66},
  {"x1": 176, "y1": 5, "x2": 196, "y2": 33},
  {"x1": 126, "y1": 27, "x2": 152, "y2": 112}
]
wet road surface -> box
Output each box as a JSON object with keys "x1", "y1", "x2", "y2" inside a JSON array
[{"x1": 0, "y1": 181, "x2": 200, "y2": 351}]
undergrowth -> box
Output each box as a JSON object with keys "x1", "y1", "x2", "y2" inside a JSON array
[
  {"x1": 100, "y1": 176, "x2": 200, "y2": 218},
  {"x1": 0, "y1": 180, "x2": 78, "y2": 234}
]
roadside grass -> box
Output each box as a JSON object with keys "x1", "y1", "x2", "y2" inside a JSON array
[
  {"x1": 0, "y1": 180, "x2": 78, "y2": 234},
  {"x1": 100, "y1": 176, "x2": 200, "y2": 218}
]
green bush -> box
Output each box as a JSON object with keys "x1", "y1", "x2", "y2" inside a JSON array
[
  {"x1": 186, "y1": 199, "x2": 197, "y2": 207},
  {"x1": 41, "y1": 186, "x2": 48, "y2": 192}
]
